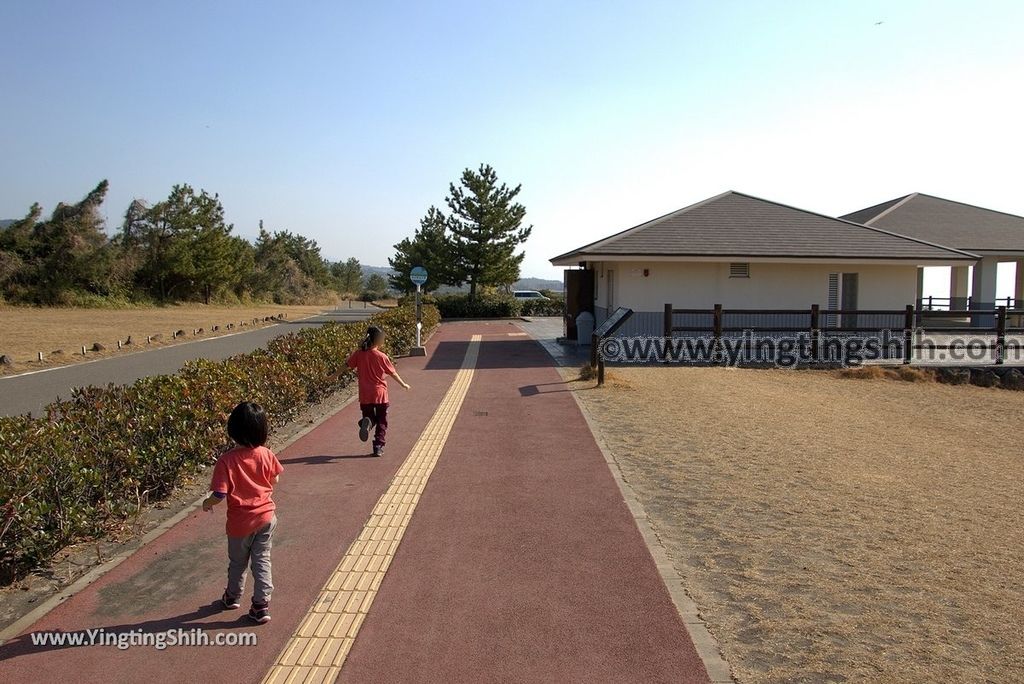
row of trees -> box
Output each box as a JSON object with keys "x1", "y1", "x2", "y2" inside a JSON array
[
  {"x1": 389, "y1": 164, "x2": 532, "y2": 300},
  {"x1": 0, "y1": 181, "x2": 377, "y2": 306}
]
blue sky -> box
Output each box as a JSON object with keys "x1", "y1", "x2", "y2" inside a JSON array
[{"x1": 3, "y1": 1, "x2": 1023, "y2": 292}]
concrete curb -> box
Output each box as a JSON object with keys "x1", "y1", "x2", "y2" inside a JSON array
[
  {"x1": 521, "y1": 323, "x2": 735, "y2": 682},
  {"x1": 566, "y1": 387, "x2": 735, "y2": 683}
]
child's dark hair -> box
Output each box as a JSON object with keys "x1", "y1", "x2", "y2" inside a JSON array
[
  {"x1": 360, "y1": 325, "x2": 385, "y2": 351},
  {"x1": 227, "y1": 401, "x2": 269, "y2": 448}
]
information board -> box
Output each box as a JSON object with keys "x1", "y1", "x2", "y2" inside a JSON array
[{"x1": 594, "y1": 307, "x2": 633, "y2": 338}]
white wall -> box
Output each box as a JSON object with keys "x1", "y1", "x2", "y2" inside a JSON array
[{"x1": 593, "y1": 260, "x2": 918, "y2": 311}]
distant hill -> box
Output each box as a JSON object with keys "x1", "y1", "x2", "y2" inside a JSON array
[
  {"x1": 360, "y1": 265, "x2": 394, "y2": 279},
  {"x1": 360, "y1": 266, "x2": 562, "y2": 292},
  {"x1": 514, "y1": 277, "x2": 563, "y2": 292},
  {"x1": 0, "y1": 219, "x2": 15, "y2": 229}
]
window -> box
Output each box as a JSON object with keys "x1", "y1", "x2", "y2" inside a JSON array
[
  {"x1": 828, "y1": 273, "x2": 839, "y2": 309},
  {"x1": 826, "y1": 273, "x2": 839, "y2": 328},
  {"x1": 729, "y1": 262, "x2": 750, "y2": 278}
]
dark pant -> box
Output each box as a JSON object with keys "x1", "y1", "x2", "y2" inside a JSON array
[{"x1": 360, "y1": 403, "x2": 389, "y2": 448}]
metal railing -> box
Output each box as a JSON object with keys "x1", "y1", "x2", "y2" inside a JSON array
[
  {"x1": 917, "y1": 295, "x2": 1019, "y2": 311},
  {"x1": 663, "y1": 303, "x2": 1024, "y2": 365}
]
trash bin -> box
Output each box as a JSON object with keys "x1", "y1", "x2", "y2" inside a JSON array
[{"x1": 575, "y1": 311, "x2": 595, "y2": 346}]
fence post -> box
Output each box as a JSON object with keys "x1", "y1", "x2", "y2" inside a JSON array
[
  {"x1": 664, "y1": 303, "x2": 672, "y2": 338},
  {"x1": 903, "y1": 305, "x2": 914, "y2": 364},
  {"x1": 713, "y1": 304, "x2": 723, "y2": 364},
  {"x1": 996, "y1": 305, "x2": 1006, "y2": 365},
  {"x1": 810, "y1": 304, "x2": 820, "y2": 363}
]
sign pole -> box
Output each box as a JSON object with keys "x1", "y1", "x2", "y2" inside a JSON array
[
  {"x1": 409, "y1": 266, "x2": 428, "y2": 357},
  {"x1": 415, "y1": 283, "x2": 422, "y2": 348}
]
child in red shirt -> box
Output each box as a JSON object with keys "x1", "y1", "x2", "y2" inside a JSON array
[
  {"x1": 347, "y1": 326, "x2": 410, "y2": 456},
  {"x1": 203, "y1": 401, "x2": 283, "y2": 624}
]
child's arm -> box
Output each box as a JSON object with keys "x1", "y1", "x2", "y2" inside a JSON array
[
  {"x1": 388, "y1": 369, "x2": 410, "y2": 389},
  {"x1": 202, "y1": 492, "x2": 226, "y2": 512}
]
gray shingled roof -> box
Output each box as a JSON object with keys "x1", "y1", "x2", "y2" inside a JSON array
[
  {"x1": 840, "y1": 193, "x2": 1024, "y2": 253},
  {"x1": 551, "y1": 191, "x2": 975, "y2": 264}
]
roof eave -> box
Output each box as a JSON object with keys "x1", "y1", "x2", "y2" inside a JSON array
[{"x1": 550, "y1": 252, "x2": 977, "y2": 266}]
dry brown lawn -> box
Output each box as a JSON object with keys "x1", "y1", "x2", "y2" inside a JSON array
[
  {"x1": 566, "y1": 366, "x2": 1023, "y2": 683},
  {"x1": 0, "y1": 303, "x2": 334, "y2": 374}
]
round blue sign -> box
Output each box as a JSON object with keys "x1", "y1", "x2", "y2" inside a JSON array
[{"x1": 410, "y1": 266, "x2": 428, "y2": 285}]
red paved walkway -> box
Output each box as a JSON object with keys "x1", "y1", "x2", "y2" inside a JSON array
[{"x1": 0, "y1": 322, "x2": 709, "y2": 683}]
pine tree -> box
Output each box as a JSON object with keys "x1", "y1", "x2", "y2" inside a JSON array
[
  {"x1": 388, "y1": 206, "x2": 453, "y2": 293},
  {"x1": 331, "y1": 257, "x2": 362, "y2": 295},
  {"x1": 0, "y1": 203, "x2": 42, "y2": 299},
  {"x1": 124, "y1": 184, "x2": 237, "y2": 302},
  {"x1": 445, "y1": 164, "x2": 531, "y2": 301},
  {"x1": 33, "y1": 180, "x2": 111, "y2": 303}
]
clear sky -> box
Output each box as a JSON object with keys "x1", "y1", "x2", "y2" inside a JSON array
[{"x1": 2, "y1": 1, "x2": 1023, "y2": 294}]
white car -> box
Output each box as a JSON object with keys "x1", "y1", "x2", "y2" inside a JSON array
[{"x1": 513, "y1": 290, "x2": 549, "y2": 300}]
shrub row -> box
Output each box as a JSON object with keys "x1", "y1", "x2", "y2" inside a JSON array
[
  {"x1": 519, "y1": 297, "x2": 564, "y2": 317},
  {"x1": 425, "y1": 292, "x2": 564, "y2": 318},
  {"x1": 0, "y1": 304, "x2": 440, "y2": 583}
]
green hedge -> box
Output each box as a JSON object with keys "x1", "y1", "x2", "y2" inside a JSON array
[
  {"x1": 519, "y1": 297, "x2": 564, "y2": 317},
  {"x1": 422, "y1": 292, "x2": 564, "y2": 318},
  {"x1": 0, "y1": 304, "x2": 439, "y2": 583},
  {"x1": 432, "y1": 292, "x2": 522, "y2": 318}
]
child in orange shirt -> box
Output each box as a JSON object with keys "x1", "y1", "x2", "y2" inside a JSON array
[
  {"x1": 203, "y1": 401, "x2": 283, "y2": 624},
  {"x1": 347, "y1": 326, "x2": 410, "y2": 456}
]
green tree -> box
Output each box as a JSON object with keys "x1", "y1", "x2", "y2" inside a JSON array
[
  {"x1": 120, "y1": 184, "x2": 240, "y2": 302},
  {"x1": 331, "y1": 257, "x2": 362, "y2": 295},
  {"x1": 250, "y1": 223, "x2": 333, "y2": 303},
  {"x1": 0, "y1": 203, "x2": 42, "y2": 300},
  {"x1": 445, "y1": 164, "x2": 532, "y2": 301},
  {"x1": 362, "y1": 273, "x2": 389, "y2": 301},
  {"x1": 388, "y1": 206, "x2": 453, "y2": 294},
  {"x1": 32, "y1": 180, "x2": 113, "y2": 303}
]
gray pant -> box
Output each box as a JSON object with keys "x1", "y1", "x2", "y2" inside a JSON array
[{"x1": 226, "y1": 515, "x2": 276, "y2": 604}]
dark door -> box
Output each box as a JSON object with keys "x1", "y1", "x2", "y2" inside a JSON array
[
  {"x1": 564, "y1": 269, "x2": 595, "y2": 339},
  {"x1": 842, "y1": 273, "x2": 859, "y2": 328}
]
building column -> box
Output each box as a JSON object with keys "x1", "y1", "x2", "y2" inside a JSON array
[
  {"x1": 1015, "y1": 259, "x2": 1024, "y2": 309},
  {"x1": 915, "y1": 268, "x2": 924, "y2": 308},
  {"x1": 970, "y1": 256, "x2": 999, "y2": 327},
  {"x1": 950, "y1": 265, "x2": 970, "y2": 310}
]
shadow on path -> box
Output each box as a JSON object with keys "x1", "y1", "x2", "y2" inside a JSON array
[
  {"x1": 426, "y1": 340, "x2": 556, "y2": 370},
  {"x1": 0, "y1": 601, "x2": 261, "y2": 661},
  {"x1": 518, "y1": 380, "x2": 595, "y2": 396},
  {"x1": 282, "y1": 453, "x2": 379, "y2": 464}
]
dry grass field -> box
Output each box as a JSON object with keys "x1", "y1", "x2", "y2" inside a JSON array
[
  {"x1": 565, "y1": 366, "x2": 1023, "y2": 683},
  {"x1": 0, "y1": 303, "x2": 333, "y2": 374}
]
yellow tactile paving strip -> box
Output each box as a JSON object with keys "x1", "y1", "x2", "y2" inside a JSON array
[{"x1": 262, "y1": 335, "x2": 482, "y2": 684}]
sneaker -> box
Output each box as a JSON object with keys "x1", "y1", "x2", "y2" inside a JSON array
[
  {"x1": 358, "y1": 417, "x2": 371, "y2": 442},
  {"x1": 221, "y1": 591, "x2": 241, "y2": 609},
  {"x1": 373, "y1": 445, "x2": 383, "y2": 456},
  {"x1": 248, "y1": 602, "x2": 271, "y2": 624}
]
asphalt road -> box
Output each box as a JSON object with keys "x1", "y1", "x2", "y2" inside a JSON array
[{"x1": 0, "y1": 307, "x2": 380, "y2": 418}]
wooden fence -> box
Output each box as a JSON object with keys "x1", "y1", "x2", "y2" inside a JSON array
[{"x1": 663, "y1": 303, "x2": 1024, "y2": 365}]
